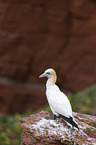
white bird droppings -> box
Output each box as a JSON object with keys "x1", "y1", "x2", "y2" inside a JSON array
[{"x1": 29, "y1": 117, "x2": 88, "y2": 143}]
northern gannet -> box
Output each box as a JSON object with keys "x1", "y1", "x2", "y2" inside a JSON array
[{"x1": 39, "y1": 68, "x2": 79, "y2": 129}]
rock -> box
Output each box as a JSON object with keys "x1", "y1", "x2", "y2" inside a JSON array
[
  {"x1": 0, "y1": 84, "x2": 47, "y2": 114},
  {"x1": 0, "y1": 0, "x2": 96, "y2": 113},
  {"x1": 0, "y1": 0, "x2": 96, "y2": 91},
  {"x1": 20, "y1": 111, "x2": 96, "y2": 145}
]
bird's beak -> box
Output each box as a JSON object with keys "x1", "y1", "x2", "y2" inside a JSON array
[{"x1": 39, "y1": 72, "x2": 46, "y2": 78}]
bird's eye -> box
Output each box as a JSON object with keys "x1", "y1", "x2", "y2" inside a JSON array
[{"x1": 46, "y1": 72, "x2": 51, "y2": 75}]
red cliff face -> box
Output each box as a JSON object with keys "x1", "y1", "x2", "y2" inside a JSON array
[{"x1": 0, "y1": 0, "x2": 96, "y2": 113}]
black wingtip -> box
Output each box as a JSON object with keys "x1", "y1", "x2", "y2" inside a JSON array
[
  {"x1": 72, "y1": 118, "x2": 79, "y2": 129},
  {"x1": 58, "y1": 113, "x2": 79, "y2": 129}
]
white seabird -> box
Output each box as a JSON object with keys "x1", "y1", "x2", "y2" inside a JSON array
[{"x1": 39, "y1": 68, "x2": 79, "y2": 129}]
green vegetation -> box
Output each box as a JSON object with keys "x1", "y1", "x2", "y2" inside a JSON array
[
  {"x1": 70, "y1": 83, "x2": 96, "y2": 115},
  {"x1": 0, "y1": 114, "x2": 21, "y2": 145},
  {"x1": 0, "y1": 84, "x2": 96, "y2": 144},
  {"x1": 0, "y1": 112, "x2": 33, "y2": 145}
]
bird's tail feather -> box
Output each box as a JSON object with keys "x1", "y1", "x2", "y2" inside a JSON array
[{"x1": 58, "y1": 113, "x2": 79, "y2": 129}]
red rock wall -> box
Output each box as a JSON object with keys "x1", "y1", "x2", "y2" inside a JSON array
[{"x1": 0, "y1": 0, "x2": 96, "y2": 113}]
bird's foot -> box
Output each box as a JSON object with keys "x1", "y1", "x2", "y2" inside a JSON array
[{"x1": 53, "y1": 115, "x2": 60, "y2": 120}]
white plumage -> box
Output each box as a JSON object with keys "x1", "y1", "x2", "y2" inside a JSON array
[
  {"x1": 46, "y1": 84, "x2": 72, "y2": 118},
  {"x1": 39, "y1": 68, "x2": 79, "y2": 129}
]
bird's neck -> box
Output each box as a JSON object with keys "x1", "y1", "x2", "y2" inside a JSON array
[{"x1": 46, "y1": 75, "x2": 57, "y2": 88}]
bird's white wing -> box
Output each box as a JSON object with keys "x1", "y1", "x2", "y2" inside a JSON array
[{"x1": 46, "y1": 85, "x2": 72, "y2": 118}]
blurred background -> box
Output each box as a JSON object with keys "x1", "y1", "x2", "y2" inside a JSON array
[{"x1": 0, "y1": 0, "x2": 96, "y2": 144}]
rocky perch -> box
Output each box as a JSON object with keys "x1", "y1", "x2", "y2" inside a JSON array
[{"x1": 20, "y1": 111, "x2": 96, "y2": 145}]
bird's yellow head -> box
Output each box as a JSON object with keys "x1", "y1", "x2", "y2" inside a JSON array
[{"x1": 39, "y1": 68, "x2": 57, "y2": 85}]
